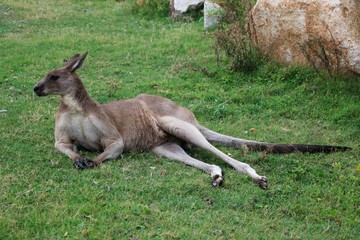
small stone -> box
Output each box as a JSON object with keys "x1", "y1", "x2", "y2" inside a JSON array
[
  {"x1": 170, "y1": 0, "x2": 204, "y2": 19},
  {"x1": 204, "y1": 1, "x2": 224, "y2": 30}
]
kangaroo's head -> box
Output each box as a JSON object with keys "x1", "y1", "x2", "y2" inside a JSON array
[{"x1": 34, "y1": 52, "x2": 88, "y2": 97}]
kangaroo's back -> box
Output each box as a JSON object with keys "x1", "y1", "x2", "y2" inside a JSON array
[{"x1": 135, "y1": 94, "x2": 198, "y2": 126}]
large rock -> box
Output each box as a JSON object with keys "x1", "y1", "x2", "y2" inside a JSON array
[
  {"x1": 170, "y1": 0, "x2": 204, "y2": 19},
  {"x1": 248, "y1": 0, "x2": 360, "y2": 75}
]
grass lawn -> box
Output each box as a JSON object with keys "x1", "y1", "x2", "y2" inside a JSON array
[{"x1": 0, "y1": 0, "x2": 359, "y2": 239}]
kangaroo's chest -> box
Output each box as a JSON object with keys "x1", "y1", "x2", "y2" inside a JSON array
[{"x1": 66, "y1": 114, "x2": 103, "y2": 151}]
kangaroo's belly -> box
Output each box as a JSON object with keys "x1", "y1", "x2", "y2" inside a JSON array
[{"x1": 121, "y1": 115, "x2": 169, "y2": 152}]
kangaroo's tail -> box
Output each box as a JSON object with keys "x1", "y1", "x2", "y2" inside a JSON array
[
  {"x1": 238, "y1": 142, "x2": 351, "y2": 153},
  {"x1": 197, "y1": 125, "x2": 351, "y2": 154}
]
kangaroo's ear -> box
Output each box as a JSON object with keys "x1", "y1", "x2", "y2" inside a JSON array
[
  {"x1": 66, "y1": 54, "x2": 81, "y2": 63},
  {"x1": 63, "y1": 52, "x2": 88, "y2": 72}
]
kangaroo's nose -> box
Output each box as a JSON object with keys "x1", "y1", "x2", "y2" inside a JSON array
[
  {"x1": 33, "y1": 85, "x2": 40, "y2": 92},
  {"x1": 33, "y1": 85, "x2": 44, "y2": 96}
]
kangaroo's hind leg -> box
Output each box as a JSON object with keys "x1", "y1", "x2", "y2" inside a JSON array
[
  {"x1": 157, "y1": 116, "x2": 267, "y2": 189},
  {"x1": 152, "y1": 143, "x2": 224, "y2": 187}
]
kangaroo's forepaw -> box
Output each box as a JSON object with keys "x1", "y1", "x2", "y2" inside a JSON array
[
  {"x1": 73, "y1": 158, "x2": 94, "y2": 170},
  {"x1": 212, "y1": 175, "x2": 224, "y2": 187},
  {"x1": 255, "y1": 176, "x2": 268, "y2": 190}
]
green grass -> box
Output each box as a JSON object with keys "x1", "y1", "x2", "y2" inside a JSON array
[{"x1": 0, "y1": 0, "x2": 359, "y2": 239}]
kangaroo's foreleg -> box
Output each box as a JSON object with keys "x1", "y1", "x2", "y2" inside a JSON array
[
  {"x1": 158, "y1": 116, "x2": 267, "y2": 189},
  {"x1": 91, "y1": 139, "x2": 124, "y2": 166},
  {"x1": 153, "y1": 142, "x2": 224, "y2": 187},
  {"x1": 55, "y1": 138, "x2": 124, "y2": 169},
  {"x1": 55, "y1": 141, "x2": 93, "y2": 169}
]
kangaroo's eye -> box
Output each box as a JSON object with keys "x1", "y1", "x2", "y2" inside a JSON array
[{"x1": 50, "y1": 75, "x2": 59, "y2": 81}]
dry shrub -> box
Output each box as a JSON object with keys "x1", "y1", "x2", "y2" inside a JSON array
[
  {"x1": 300, "y1": 26, "x2": 345, "y2": 77},
  {"x1": 214, "y1": 0, "x2": 263, "y2": 72}
]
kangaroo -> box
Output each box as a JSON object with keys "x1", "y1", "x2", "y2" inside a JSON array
[{"x1": 33, "y1": 53, "x2": 351, "y2": 189}]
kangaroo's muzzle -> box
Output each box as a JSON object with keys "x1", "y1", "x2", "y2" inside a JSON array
[{"x1": 33, "y1": 85, "x2": 46, "y2": 96}]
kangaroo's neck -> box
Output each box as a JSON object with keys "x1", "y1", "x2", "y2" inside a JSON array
[{"x1": 61, "y1": 84, "x2": 98, "y2": 113}]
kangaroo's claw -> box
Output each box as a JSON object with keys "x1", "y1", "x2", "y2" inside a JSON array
[
  {"x1": 73, "y1": 158, "x2": 94, "y2": 170},
  {"x1": 255, "y1": 177, "x2": 268, "y2": 190},
  {"x1": 212, "y1": 175, "x2": 224, "y2": 187}
]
